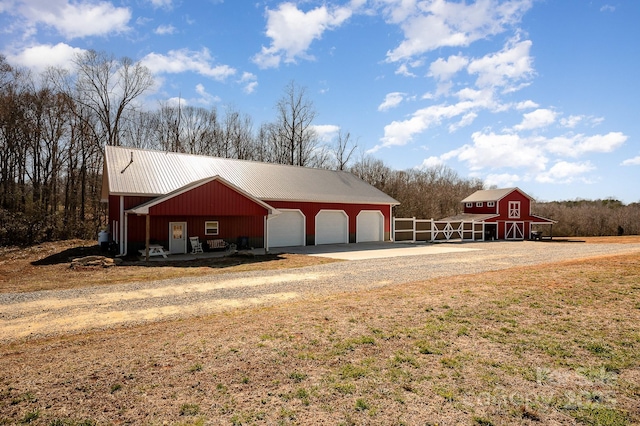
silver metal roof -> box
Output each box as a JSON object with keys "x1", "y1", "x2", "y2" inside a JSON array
[
  {"x1": 104, "y1": 146, "x2": 399, "y2": 205},
  {"x1": 438, "y1": 213, "x2": 498, "y2": 222},
  {"x1": 461, "y1": 187, "x2": 531, "y2": 203}
]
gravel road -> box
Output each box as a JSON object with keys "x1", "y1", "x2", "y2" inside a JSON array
[{"x1": 2, "y1": 241, "x2": 639, "y2": 342}]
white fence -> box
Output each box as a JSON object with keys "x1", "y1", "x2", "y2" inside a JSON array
[{"x1": 393, "y1": 217, "x2": 486, "y2": 242}]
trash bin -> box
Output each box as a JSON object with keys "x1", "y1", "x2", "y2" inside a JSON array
[
  {"x1": 98, "y1": 230, "x2": 110, "y2": 250},
  {"x1": 237, "y1": 236, "x2": 249, "y2": 250}
]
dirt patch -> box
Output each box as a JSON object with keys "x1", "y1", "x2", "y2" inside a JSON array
[{"x1": 0, "y1": 240, "x2": 337, "y2": 294}]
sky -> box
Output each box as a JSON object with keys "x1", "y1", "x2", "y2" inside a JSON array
[{"x1": 0, "y1": 0, "x2": 639, "y2": 204}]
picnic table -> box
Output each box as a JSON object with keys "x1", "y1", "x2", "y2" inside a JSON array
[{"x1": 139, "y1": 244, "x2": 168, "y2": 258}]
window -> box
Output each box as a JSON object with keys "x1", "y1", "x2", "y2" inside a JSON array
[
  {"x1": 508, "y1": 201, "x2": 520, "y2": 218},
  {"x1": 205, "y1": 221, "x2": 219, "y2": 235},
  {"x1": 466, "y1": 202, "x2": 473, "y2": 208},
  {"x1": 476, "y1": 202, "x2": 483, "y2": 207},
  {"x1": 488, "y1": 201, "x2": 495, "y2": 208}
]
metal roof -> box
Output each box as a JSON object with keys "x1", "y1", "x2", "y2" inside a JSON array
[
  {"x1": 461, "y1": 187, "x2": 532, "y2": 203},
  {"x1": 104, "y1": 146, "x2": 399, "y2": 205}
]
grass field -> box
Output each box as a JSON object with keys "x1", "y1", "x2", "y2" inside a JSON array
[{"x1": 0, "y1": 239, "x2": 639, "y2": 425}]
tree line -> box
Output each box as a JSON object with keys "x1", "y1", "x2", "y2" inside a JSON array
[{"x1": 0, "y1": 51, "x2": 635, "y2": 246}]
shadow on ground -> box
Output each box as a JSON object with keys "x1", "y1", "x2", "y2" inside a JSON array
[
  {"x1": 31, "y1": 245, "x2": 104, "y2": 265},
  {"x1": 31, "y1": 243, "x2": 287, "y2": 270}
]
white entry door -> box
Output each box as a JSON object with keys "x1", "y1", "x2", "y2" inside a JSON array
[{"x1": 169, "y1": 222, "x2": 187, "y2": 253}]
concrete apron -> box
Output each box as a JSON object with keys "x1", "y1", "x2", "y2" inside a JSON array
[{"x1": 271, "y1": 242, "x2": 481, "y2": 261}]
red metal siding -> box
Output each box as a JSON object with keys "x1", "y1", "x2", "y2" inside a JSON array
[
  {"x1": 149, "y1": 180, "x2": 268, "y2": 216},
  {"x1": 267, "y1": 201, "x2": 392, "y2": 243},
  {"x1": 127, "y1": 215, "x2": 264, "y2": 246},
  {"x1": 464, "y1": 203, "x2": 497, "y2": 215}
]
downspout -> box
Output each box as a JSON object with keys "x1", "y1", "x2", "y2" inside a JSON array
[
  {"x1": 119, "y1": 196, "x2": 125, "y2": 256},
  {"x1": 264, "y1": 214, "x2": 269, "y2": 253},
  {"x1": 123, "y1": 212, "x2": 129, "y2": 256}
]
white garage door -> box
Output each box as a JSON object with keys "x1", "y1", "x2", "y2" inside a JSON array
[
  {"x1": 356, "y1": 210, "x2": 384, "y2": 243},
  {"x1": 315, "y1": 210, "x2": 348, "y2": 245},
  {"x1": 267, "y1": 210, "x2": 305, "y2": 248}
]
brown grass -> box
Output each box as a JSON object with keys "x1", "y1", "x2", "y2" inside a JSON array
[
  {"x1": 0, "y1": 239, "x2": 639, "y2": 425},
  {"x1": 0, "y1": 239, "x2": 336, "y2": 293}
]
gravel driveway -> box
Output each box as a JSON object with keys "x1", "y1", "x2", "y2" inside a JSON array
[{"x1": 2, "y1": 241, "x2": 639, "y2": 342}]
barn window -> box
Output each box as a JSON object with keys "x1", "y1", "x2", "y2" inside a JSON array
[
  {"x1": 508, "y1": 201, "x2": 520, "y2": 218},
  {"x1": 466, "y1": 202, "x2": 473, "y2": 208},
  {"x1": 476, "y1": 202, "x2": 483, "y2": 207},
  {"x1": 488, "y1": 201, "x2": 495, "y2": 207},
  {"x1": 205, "y1": 221, "x2": 219, "y2": 235}
]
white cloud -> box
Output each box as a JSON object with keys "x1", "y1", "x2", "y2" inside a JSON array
[
  {"x1": 600, "y1": 5, "x2": 616, "y2": 12},
  {"x1": 12, "y1": 0, "x2": 131, "y2": 39},
  {"x1": 515, "y1": 100, "x2": 539, "y2": 110},
  {"x1": 454, "y1": 131, "x2": 548, "y2": 172},
  {"x1": 536, "y1": 161, "x2": 595, "y2": 184},
  {"x1": 149, "y1": 0, "x2": 174, "y2": 8},
  {"x1": 385, "y1": 0, "x2": 533, "y2": 62},
  {"x1": 253, "y1": 2, "x2": 352, "y2": 68},
  {"x1": 560, "y1": 114, "x2": 582, "y2": 128},
  {"x1": 371, "y1": 100, "x2": 479, "y2": 152},
  {"x1": 155, "y1": 24, "x2": 177, "y2": 35},
  {"x1": 378, "y1": 92, "x2": 406, "y2": 111},
  {"x1": 238, "y1": 72, "x2": 258, "y2": 94},
  {"x1": 312, "y1": 124, "x2": 340, "y2": 142},
  {"x1": 544, "y1": 132, "x2": 627, "y2": 157},
  {"x1": 467, "y1": 38, "x2": 534, "y2": 90},
  {"x1": 6, "y1": 42, "x2": 85, "y2": 73},
  {"x1": 428, "y1": 54, "x2": 469, "y2": 81},
  {"x1": 513, "y1": 108, "x2": 557, "y2": 131},
  {"x1": 621, "y1": 156, "x2": 640, "y2": 166},
  {"x1": 448, "y1": 112, "x2": 477, "y2": 132},
  {"x1": 193, "y1": 84, "x2": 220, "y2": 105},
  {"x1": 141, "y1": 48, "x2": 236, "y2": 81},
  {"x1": 395, "y1": 63, "x2": 416, "y2": 77},
  {"x1": 419, "y1": 156, "x2": 445, "y2": 169},
  {"x1": 484, "y1": 173, "x2": 522, "y2": 188}
]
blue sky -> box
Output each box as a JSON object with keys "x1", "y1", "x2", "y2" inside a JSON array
[{"x1": 1, "y1": 0, "x2": 638, "y2": 203}]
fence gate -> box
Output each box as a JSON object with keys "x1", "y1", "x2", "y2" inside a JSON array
[{"x1": 393, "y1": 218, "x2": 485, "y2": 242}]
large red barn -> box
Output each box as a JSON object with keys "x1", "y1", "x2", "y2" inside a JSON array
[{"x1": 102, "y1": 146, "x2": 399, "y2": 255}]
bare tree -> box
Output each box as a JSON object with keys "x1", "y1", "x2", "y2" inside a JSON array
[
  {"x1": 272, "y1": 81, "x2": 319, "y2": 166},
  {"x1": 332, "y1": 129, "x2": 357, "y2": 170},
  {"x1": 73, "y1": 50, "x2": 153, "y2": 146}
]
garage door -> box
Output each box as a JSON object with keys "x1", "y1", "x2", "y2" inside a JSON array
[
  {"x1": 315, "y1": 210, "x2": 348, "y2": 245},
  {"x1": 267, "y1": 210, "x2": 305, "y2": 248},
  {"x1": 356, "y1": 210, "x2": 384, "y2": 242}
]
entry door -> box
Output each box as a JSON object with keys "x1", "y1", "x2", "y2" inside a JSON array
[
  {"x1": 505, "y1": 222, "x2": 524, "y2": 240},
  {"x1": 169, "y1": 222, "x2": 187, "y2": 254}
]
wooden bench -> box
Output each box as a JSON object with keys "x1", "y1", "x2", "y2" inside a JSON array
[{"x1": 207, "y1": 239, "x2": 228, "y2": 250}]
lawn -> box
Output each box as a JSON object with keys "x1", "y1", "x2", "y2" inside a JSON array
[{"x1": 0, "y1": 239, "x2": 638, "y2": 425}]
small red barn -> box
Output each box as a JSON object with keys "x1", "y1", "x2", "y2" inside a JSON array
[
  {"x1": 440, "y1": 187, "x2": 555, "y2": 240},
  {"x1": 102, "y1": 146, "x2": 399, "y2": 255}
]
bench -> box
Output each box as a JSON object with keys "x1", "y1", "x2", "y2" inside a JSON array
[{"x1": 207, "y1": 239, "x2": 228, "y2": 250}]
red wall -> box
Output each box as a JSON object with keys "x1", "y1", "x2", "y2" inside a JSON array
[
  {"x1": 149, "y1": 180, "x2": 268, "y2": 216},
  {"x1": 267, "y1": 200, "x2": 392, "y2": 243}
]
